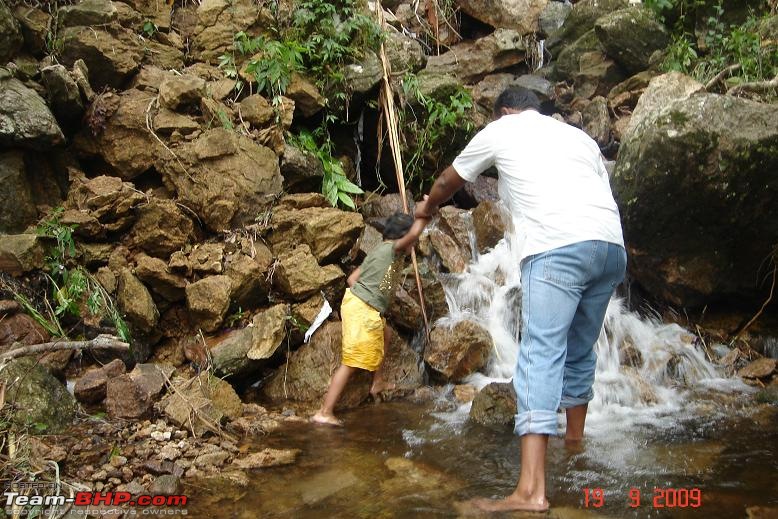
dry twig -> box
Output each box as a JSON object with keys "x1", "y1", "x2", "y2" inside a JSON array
[{"x1": 0, "y1": 334, "x2": 129, "y2": 363}]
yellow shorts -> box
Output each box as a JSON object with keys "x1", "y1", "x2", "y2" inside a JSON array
[{"x1": 341, "y1": 289, "x2": 385, "y2": 371}]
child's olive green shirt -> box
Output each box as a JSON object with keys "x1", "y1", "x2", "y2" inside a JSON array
[{"x1": 350, "y1": 241, "x2": 404, "y2": 315}]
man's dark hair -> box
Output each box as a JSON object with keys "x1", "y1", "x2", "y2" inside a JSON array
[
  {"x1": 493, "y1": 86, "x2": 541, "y2": 117},
  {"x1": 382, "y1": 212, "x2": 414, "y2": 240}
]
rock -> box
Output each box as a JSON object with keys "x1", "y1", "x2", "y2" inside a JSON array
[
  {"x1": 374, "y1": 326, "x2": 424, "y2": 397},
  {"x1": 65, "y1": 174, "x2": 145, "y2": 234},
  {"x1": 594, "y1": 7, "x2": 669, "y2": 75},
  {"x1": 613, "y1": 91, "x2": 778, "y2": 307},
  {"x1": 0, "y1": 78, "x2": 64, "y2": 149},
  {"x1": 206, "y1": 328, "x2": 261, "y2": 379},
  {"x1": 117, "y1": 268, "x2": 159, "y2": 332},
  {"x1": 276, "y1": 192, "x2": 329, "y2": 211},
  {"x1": 472, "y1": 200, "x2": 508, "y2": 253},
  {"x1": 159, "y1": 74, "x2": 207, "y2": 111},
  {"x1": 581, "y1": 96, "x2": 610, "y2": 147},
  {"x1": 58, "y1": 0, "x2": 118, "y2": 27},
  {"x1": 738, "y1": 358, "x2": 777, "y2": 380},
  {"x1": 143, "y1": 40, "x2": 185, "y2": 71},
  {"x1": 59, "y1": 24, "x2": 143, "y2": 89},
  {"x1": 280, "y1": 144, "x2": 324, "y2": 193},
  {"x1": 246, "y1": 304, "x2": 288, "y2": 360},
  {"x1": 386, "y1": 285, "x2": 423, "y2": 333},
  {"x1": 470, "y1": 73, "x2": 555, "y2": 114},
  {"x1": 360, "y1": 192, "x2": 413, "y2": 219},
  {"x1": 238, "y1": 94, "x2": 274, "y2": 127},
  {"x1": 12, "y1": 5, "x2": 50, "y2": 57},
  {"x1": 0, "y1": 313, "x2": 49, "y2": 352},
  {"x1": 607, "y1": 70, "x2": 656, "y2": 112},
  {"x1": 747, "y1": 506, "x2": 778, "y2": 519},
  {"x1": 272, "y1": 244, "x2": 345, "y2": 302},
  {"x1": 189, "y1": 243, "x2": 224, "y2": 275},
  {"x1": 191, "y1": 0, "x2": 270, "y2": 60},
  {"x1": 73, "y1": 89, "x2": 163, "y2": 180},
  {"x1": 232, "y1": 448, "x2": 300, "y2": 469},
  {"x1": 149, "y1": 475, "x2": 180, "y2": 496},
  {"x1": 456, "y1": 0, "x2": 548, "y2": 34},
  {"x1": 286, "y1": 73, "x2": 325, "y2": 117},
  {"x1": 344, "y1": 50, "x2": 382, "y2": 96},
  {"x1": 161, "y1": 372, "x2": 242, "y2": 436},
  {"x1": 547, "y1": 0, "x2": 628, "y2": 56},
  {"x1": 153, "y1": 109, "x2": 200, "y2": 135},
  {"x1": 424, "y1": 320, "x2": 493, "y2": 381},
  {"x1": 454, "y1": 175, "x2": 499, "y2": 208},
  {"x1": 224, "y1": 253, "x2": 269, "y2": 309},
  {"x1": 625, "y1": 72, "x2": 704, "y2": 136},
  {"x1": 40, "y1": 64, "x2": 85, "y2": 131},
  {"x1": 384, "y1": 30, "x2": 426, "y2": 73},
  {"x1": 129, "y1": 199, "x2": 194, "y2": 258},
  {"x1": 106, "y1": 363, "x2": 172, "y2": 418},
  {"x1": 268, "y1": 206, "x2": 364, "y2": 263},
  {"x1": 469, "y1": 382, "x2": 516, "y2": 426},
  {"x1": 0, "y1": 234, "x2": 45, "y2": 275},
  {"x1": 157, "y1": 128, "x2": 282, "y2": 231},
  {"x1": 437, "y1": 206, "x2": 473, "y2": 257},
  {"x1": 554, "y1": 28, "x2": 626, "y2": 94},
  {"x1": 0, "y1": 358, "x2": 76, "y2": 432},
  {"x1": 186, "y1": 275, "x2": 232, "y2": 332},
  {"x1": 0, "y1": 151, "x2": 38, "y2": 233},
  {"x1": 264, "y1": 321, "x2": 371, "y2": 406},
  {"x1": 0, "y1": 0, "x2": 23, "y2": 62},
  {"x1": 428, "y1": 228, "x2": 469, "y2": 273},
  {"x1": 134, "y1": 254, "x2": 187, "y2": 302},
  {"x1": 404, "y1": 263, "x2": 448, "y2": 322},
  {"x1": 0, "y1": 300, "x2": 20, "y2": 316},
  {"x1": 424, "y1": 29, "x2": 526, "y2": 82},
  {"x1": 74, "y1": 359, "x2": 127, "y2": 404},
  {"x1": 539, "y1": 0, "x2": 571, "y2": 36}
]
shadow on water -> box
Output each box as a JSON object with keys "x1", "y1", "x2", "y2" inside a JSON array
[{"x1": 186, "y1": 398, "x2": 777, "y2": 518}]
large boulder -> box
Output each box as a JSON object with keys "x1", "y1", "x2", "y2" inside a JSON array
[
  {"x1": 594, "y1": 7, "x2": 669, "y2": 75},
  {"x1": 157, "y1": 128, "x2": 282, "y2": 231},
  {"x1": 59, "y1": 23, "x2": 144, "y2": 89},
  {"x1": 64, "y1": 174, "x2": 145, "y2": 236},
  {"x1": 0, "y1": 151, "x2": 37, "y2": 233},
  {"x1": 427, "y1": 228, "x2": 469, "y2": 273},
  {"x1": 268, "y1": 205, "x2": 365, "y2": 263},
  {"x1": 547, "y1": 0, "x2": 628, "y2": 56},
  {"x1": 191, "y1": 0, "x2": 270, "y2": 61},
  {"x1": 73, "y1": 90, "x2": 164, "y2": 180},
  {"x1": 472, "y1": 200, "x2": 508, "y2": 253},
  {"x1": 613, "y1": 89, "x2": 778, "y2": 307},
  {"x1": 469, "y1": 382, "x2": 516, "y2": 427},
  {"x1": 0, "y1": 358, "x2": 76, "y2": 433},
  {"x1": 386, "y1": 285, "x2": 423, "y2": 333},
  {"x1": 0, "y1": 78, "x2": 64, "y2": 149},
  {"x1": 273, "y1": 244, "x2": 345, "y2": 302},
  {"x1": 424, "y1": 29, "x2": 527, "y2": 82},
  {"x1": 0, "y1": 0, "x2": 23, "y2": 62},
  {"x1": 424, "y1": 320, "x2": 493, "y2": 381},
  {"x1": 625, "y1": 72, "x2": 704, "y2": 135},
  {"x1": 263, "y1": 321, "x2": 371, "y2": 407},
  {"x1": 186, "y1": 275, "x2": 232, "y2": 332},
  {"x1": 456, "y1": 0, "x2": 548, "y2": 34}
]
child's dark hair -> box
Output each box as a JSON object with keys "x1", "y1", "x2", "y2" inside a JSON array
[{"x1": 382, "y1": 212, "x2": 414, "y2": 240}]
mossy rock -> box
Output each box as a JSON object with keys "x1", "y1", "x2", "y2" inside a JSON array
[{"x1": 0, "y1": 357, "x2": 76, "y2": 433}]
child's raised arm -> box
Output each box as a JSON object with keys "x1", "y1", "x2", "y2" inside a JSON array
[
  {"x1": 393, "y1": 217, "x2": 430, "y2": 253},
  {"x1": 347, "y1": 267, "x2": 361, "y2": 287}
]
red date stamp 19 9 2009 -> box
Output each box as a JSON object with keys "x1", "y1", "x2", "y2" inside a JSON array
[{"x1": 583, "y1": 487, "x2": 703, "y2": 509}]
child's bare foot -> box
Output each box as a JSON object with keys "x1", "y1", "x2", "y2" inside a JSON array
[
  {"x1": 369, "y1": 382, "x2": 396, "y2": 401},
  {"x1": 311, "y1": 411, "x2": 342, "y2": 426},
  {"x1": 470, "y1": 493, "x2": 550, "y2": 513}
]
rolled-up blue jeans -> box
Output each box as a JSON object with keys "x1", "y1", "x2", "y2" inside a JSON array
[{"x1": 514, "y1": 240, "x2": 626, "y2": 437}]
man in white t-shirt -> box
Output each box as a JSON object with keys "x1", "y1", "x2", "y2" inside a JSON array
[{"x1": 414, "y1": 86, "x2": 626, "y2": 513}]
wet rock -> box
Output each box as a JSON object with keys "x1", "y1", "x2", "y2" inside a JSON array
[
  {"x1": 186, "y1": 275, "x2": 232, "y2": 332},
  {"x1": 117, "y1": 268, "x2": 159, "y2": 332},
  {"x1": 0, "y1": 234, "x2": 45, "y2": 275},
  {"x1": 224, "y1": 253, "x2": 270, "y2": 309},
  {"x1": 469, "y1": 382, "x2": 516, "y2": 426},
  {"x1": 425, "y1": 320, "x2": 493, "y2": 381},
  {"x1": 280, "y1": 144, "x2": 324, "y2": 193},
  {"x1": 375, "y1": 326, "x2": 424, "y2": 397},
  {"x1": 424, "y1": 29, "x2": 526, "y2": 82},
  {"x1": 594, "y1": 7, "x2": 669, "y2": 75},
  {"x1": 343, "y1": 50, "x2": 382, "y2": 97},
  {"x1": 438, "y1": 206, "x2": 473, "y2": 257},
  {"x1": 472, "y1": 200, "x2": 508, "y2": 253},
  {"x1": 747, "y1": 506, "x2": 778, "y2": 519},
  {"x1": 157, "y1": 128, "x2": 282, "y2": 231},
  {"x1": 74, "y1": 359, "x2": 127, "y2": 404},
  {"x1": 73, "y1": 90, "x2": 163, "y2": 180},
  {"x1": 159, "y1": 74, "x2": 207, "y2": 111},
  {"x1": 453, "y1": 384, "x2": 477, "y2": 403},
  {"x1": 613, "y1": 87, "x2": 778, "y2": 307},
  {"x1": 0, "y1": 358, "x2": 76, "y2": 432},
  {"x1": 264, "y1": 321, "x2": 371, "y2": 406},
  {"x1": 738, "y1": 358, "x2": 777, "y2": 380},
  {"x1": 582, "y1": 96, "x2": 611, "y2": 147},
  {"x1": 755, "y1": 386, "x2": 778, "y2": 405},
  {"x1": 268, "y1": 205, "x2": 364, "y2": 263},
  {"x1": 106, "y1": 363, "x2": 172, "y2": 418},
  {"x1": 232, "y1": 448, "x2": 300, "y2": 469},
  {"x1": 457, "y1": 0, "x2": 547, "y2": 34},
  {"x1": 454, "y1": 175, "x2": 499, "y2": 208},
  {"x1": 0, "y1": 0, "x2": 23, "y2": 62},
  {"x1": 161, "y1": 372, "x2": 242, "y2": 436},
  {"x1": 404, "y1": 264, "x2": 448, "y2": 322},
  {"x1": 619, "y1": 341, "x2": 643, "y2": 367},
  {"x1": 134, "y1": 254, "x2": 187, "y2": 302},
  {"x1": 428, "y1": 228, "x2": 469, "y2": 273},
  {"x1": 386, "y1": 285, "x2": 423, "y2": 333},
  {"x1": 129, "y1": 199, "x2": 194, "y2": 258},
  {"x1": 41, "y1": 64, "x2": 85, "y2": 131},
  {"x1": 0, "y1": 151, "x2": 38, "y2": 233},
  {"x1": 273, "y1": 244, "x2": 346, "y2": 302},
  {"x1": 0, "y1": 78, "x2": 64, "y2": 149},
  {"x1": 382, "y1": 457, "x2": 464, "y2": 497},
  {"x1": 59, "y1": 24, "x2": 143, "y2": 89},
  {"x1": 65, "y1": 174, "x2": 145, "y2": 235}
]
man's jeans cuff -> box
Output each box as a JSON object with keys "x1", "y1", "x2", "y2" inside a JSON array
[
  {"x1": 514, "y1": 410, "x2": 558, "y2": 436},
  {"x1": 560, "y1": 392, "x2": 593, "y2": 409}
]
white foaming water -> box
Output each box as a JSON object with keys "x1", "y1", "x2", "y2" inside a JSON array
[{"x1": 431, "y1": 208, "x2": 750, "y2": 436}]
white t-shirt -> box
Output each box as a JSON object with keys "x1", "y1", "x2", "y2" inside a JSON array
[{"x1": 452, "y1": 110, "x2": 624, "y2": 260}]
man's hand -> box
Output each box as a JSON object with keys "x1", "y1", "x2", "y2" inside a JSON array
[{"x1": 394, "y1": 216, "x2": 431, "y2": 253}]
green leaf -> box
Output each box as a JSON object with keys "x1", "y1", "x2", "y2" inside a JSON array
[{"x1": 338, "y1": 191, "x2": 356, "y2": 209}]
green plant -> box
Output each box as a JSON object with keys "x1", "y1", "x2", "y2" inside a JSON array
[
  {"x1": 399, "y1": 74, "x2": 475, "y2": 191},
  {"x1": 288, "y1": 127, "x2": 364, "y2": 209},
  {"x1": 225, "y1": 307, "x2": 246, "y2": 328},
  {"x1": 141, "y1": 20, "x2": 158, "y2": 38}
]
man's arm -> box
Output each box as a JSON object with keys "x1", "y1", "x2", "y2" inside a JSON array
[{"x1": 414, "y1": 165, "x2": 467, "y2": 219}]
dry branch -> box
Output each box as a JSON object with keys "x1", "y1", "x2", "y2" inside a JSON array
[
  {"x1": 727, "y1": 74, "x2": 778, "y2": 96},
  {"x1": 0, "y1": 334, "x2": 129, "y2": 362}
]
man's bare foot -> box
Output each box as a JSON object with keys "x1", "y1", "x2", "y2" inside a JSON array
[
  {"x1": 311, "y1": 412, "x2": 342, "y2": 426},
  {"x1": 470, "y1": 493, "x2": 550, "y2": 513}
]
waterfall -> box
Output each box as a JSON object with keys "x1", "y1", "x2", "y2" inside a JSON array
[{"x1": 433, "y1": 204, "x2": 749, "y2": 432}]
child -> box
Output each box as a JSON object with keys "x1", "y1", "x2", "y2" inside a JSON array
[{"x1": 312, "y1": 212, "x2": 427, "y2": 426}]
